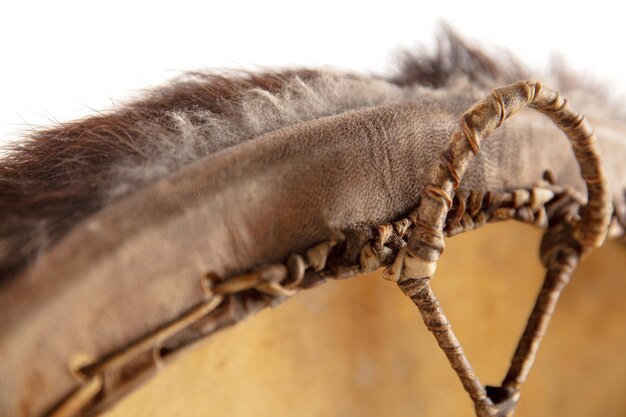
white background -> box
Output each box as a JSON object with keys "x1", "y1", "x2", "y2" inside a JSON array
[{"x1": 1, "y1": 0, "x2": 624, "y2": 143}]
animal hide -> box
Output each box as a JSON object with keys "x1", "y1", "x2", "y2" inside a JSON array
[{"x1": 0, "y1": 29, "x2": 624, "y2": 417}]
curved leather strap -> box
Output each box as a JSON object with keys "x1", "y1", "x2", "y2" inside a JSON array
[{"x1": 391, "y1": 81, "x2": 612, "y2": 417}]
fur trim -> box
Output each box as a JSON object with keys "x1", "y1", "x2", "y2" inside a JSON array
[{"x1": 0, "y1": 28, "x2": 623, "y2": 282}]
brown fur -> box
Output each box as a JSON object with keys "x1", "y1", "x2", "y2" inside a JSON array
[
  {"x1": 0, "y1": 29, "x2": 622, "y2": 283},
  {"x1": 390, "y1": 27, "x2": 526, "y2": 88},
  {"x1": 0, "y1": 70, "x2": 323, "y2": 280}
]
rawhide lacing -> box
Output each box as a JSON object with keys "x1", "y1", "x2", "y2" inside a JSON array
[
  {"x1": 49, "y1": 184, "x2": 600, "y2": 417},
  {"x1": 49, "y1": 82, "x2": 617, "y2": 417}
]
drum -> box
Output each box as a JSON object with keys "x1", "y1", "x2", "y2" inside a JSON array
[{"x1": 1, "y1": 32, "x2": 625, "y2": 417}]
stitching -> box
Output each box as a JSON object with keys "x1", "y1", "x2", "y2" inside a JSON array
[
  {"x1": 52, "y1": 183, "x2": 613, "y2": 417},
  {"x1": 52, "y1": 80, "x2": 623, "y2": 417}
]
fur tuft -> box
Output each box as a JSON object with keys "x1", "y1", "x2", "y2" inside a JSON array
[{"x1": 389, "y1": 26, "x2": 527, "y2": 88}]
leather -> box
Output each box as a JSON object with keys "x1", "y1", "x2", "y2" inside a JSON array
[{"x1": 1, "y1": 92, "x2": 625, "y2": 416}]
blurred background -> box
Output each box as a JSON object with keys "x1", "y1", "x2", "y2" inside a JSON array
[
  {"x1": 1, "y1": 1, "x2": 624, "y2": 416},
  {"x1": 1, "y1": 0, "x2": 626, "y2": 143}
]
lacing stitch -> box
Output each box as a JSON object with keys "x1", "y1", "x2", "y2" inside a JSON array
[{"x1": 53, "y1": 81, "x2": 619, "y2": 417}]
